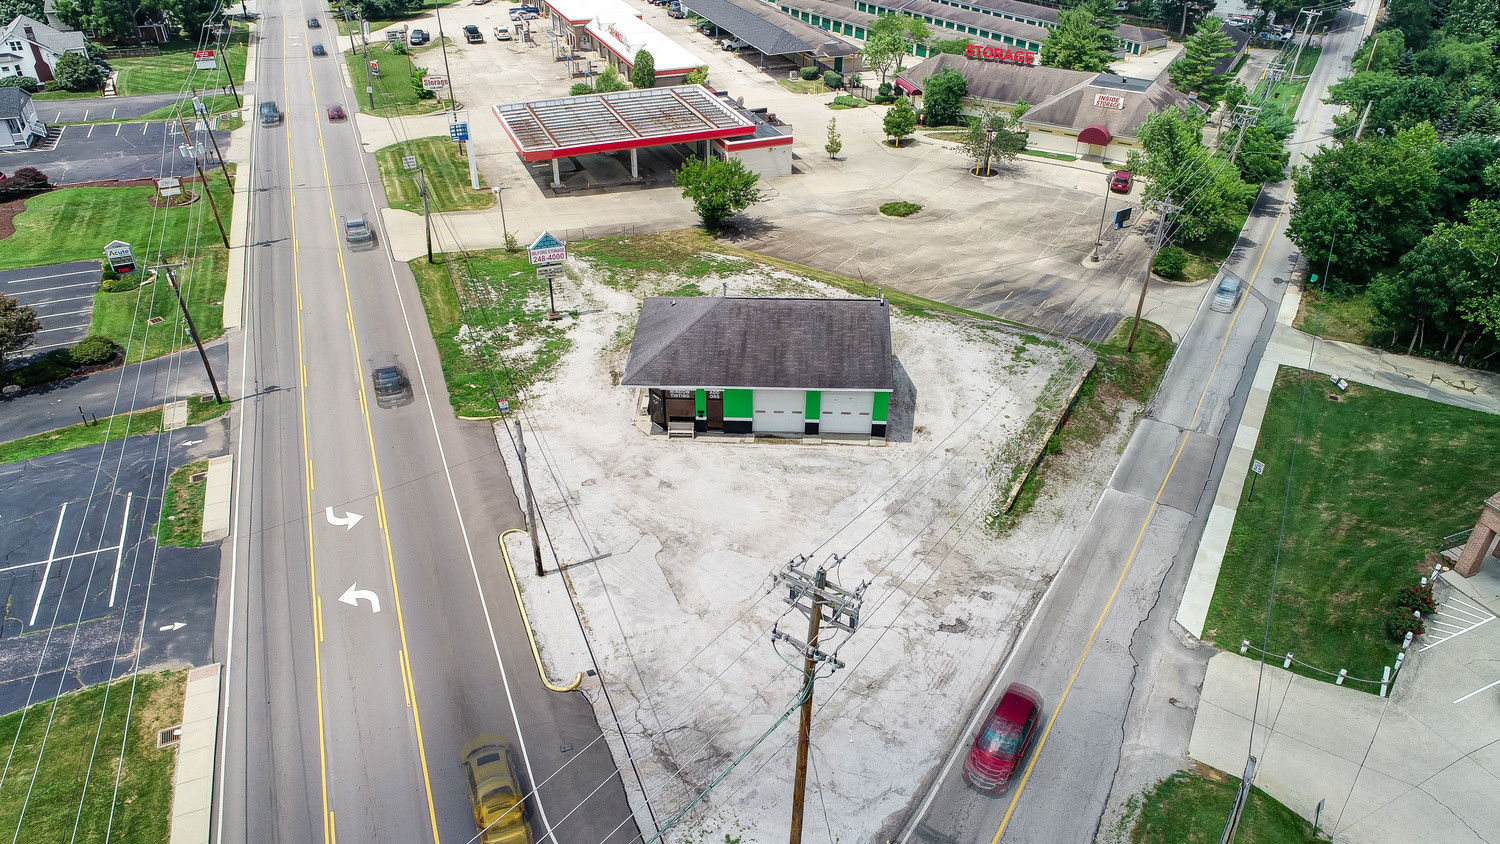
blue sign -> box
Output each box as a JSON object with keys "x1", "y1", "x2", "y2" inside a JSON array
[
  {"x1": 449, "y1": 122, "x2": 469, "y2": 142},
  {"x1": 1113, "y1": 207, "x2": 1132, "y2": 229}
]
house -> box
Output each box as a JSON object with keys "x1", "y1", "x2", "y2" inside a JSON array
[
  {"x1": 621, "y1": 295, "x2": 895, "y2": 440},
  {"x1": 0, "y1": 86, "x2": 49, "y2": 149},
  {"x1": 0, "y1": 15, "x2": 87, "y2": 84}
]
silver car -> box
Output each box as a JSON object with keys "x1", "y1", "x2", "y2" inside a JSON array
[{"x1": 1210, "y1": 273, "x2": 1243, "y2": 313}]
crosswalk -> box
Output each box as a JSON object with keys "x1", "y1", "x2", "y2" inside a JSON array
[{"x1": 1421, "y1": 588, "x2": 1496, "y2": 651}]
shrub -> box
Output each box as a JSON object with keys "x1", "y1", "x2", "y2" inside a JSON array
[
  {"x1": 1153, "y1": 246, "x2": 1188, "y2": 277},
  {"x1": 46, "y1": 347, "x2": 75, "y2": 368},
  {"x1": 0, "y1": 166, "x2": 51, "y2": 201},
  {"x1": 878, "y1": 82, "x2": 892, "y2": 97},
  {"x1": 823, "y1": 70, "x2": 841, "y2": 88},
  {"x1": 0, "y1": 75, "x2": 40, "y2": 92},
  {"x1": 873, "y1": 94, "x2": 897, "y2": 105},
  {"x1": 54, "y1": 52, "x2": 102, "y2": 92},
  {"x1": 70, "y1": 335, "x2": 118, "y2": 365},
  {"x1": 1397, "y1": 581, "x2": 1438, "y2": 614},
  {"x1": 569, "y1": 82, "x2": 593, "y2": 95},
  {"x1": 800, "y1": 65, "x2": 818, "y2": 81},
  {"x1": 879, "y1": 201, "x2": 922, "y2": 217},
  {"x1": 1384, "y1": 607, "x2": 1425, "y2": 639},
  {"x1": 830, "y1": 94, "x2": 864, "y2": 108},
  {"x1": 390, "y1": 41, "x2": 410, "y2": 55},
  {"x1": 685, "y1": 65, "x2": 709, "y2": 85}
]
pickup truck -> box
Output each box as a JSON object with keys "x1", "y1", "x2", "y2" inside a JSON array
[{"x1": 463, "y1": 24, "x2": 484, "y2": 43}]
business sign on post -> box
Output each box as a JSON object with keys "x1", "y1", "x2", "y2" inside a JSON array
[
  {"x1": 421, "y1": 74, "x2": 448, "y2": 91},
  {"x1": 193, "y1": 49, "x2": 216, "y2": 70},
  {"x1": 1093, "y1": 93, "x2": 1126, "y2": 110},
  {"x1": 104, "y1": 240, "x2": 136, "y2": 274},
  {"x1": 156, "y1": 177, "x2": 181, "y2": 197},
  {"x1": 535, "y1": 264, "x2": 565, "y2": 279},
  {"x1": 448, "y1": 122, "x2": 469, "y2": 142},
  {"x1": 1112, "y1": 207, "x2": 1132, "y2": 228},
  {"x1": 369, "y1": 59, "x2": 380, "y2": 78},
  {"x1": 528, "y1": 231, "x2": 567, "y2": 265}
]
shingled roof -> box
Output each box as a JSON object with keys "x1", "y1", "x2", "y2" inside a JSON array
[{"x1": 621, "y1": 296, "x2": 895, "y2": 391}]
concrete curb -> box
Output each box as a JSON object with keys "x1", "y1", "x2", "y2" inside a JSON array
[
  {"x1": 220, "y1": 24, "x2": 258, "y2": 331},
  {"x1": 168, "y1": 663, "x2": 222, "y2": 844},
  {"x1": 201, "y1": 453, "x2": 233, "y2": 543},
  {"x1": 497, "y1": 528, "x2": 584, "y2": 692}
]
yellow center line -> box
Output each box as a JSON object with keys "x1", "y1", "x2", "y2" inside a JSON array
[
  {"x1": 302, "y1": 46, "x2": 444, "y2": 844},
  {"x1": 990, "y1": 172, "x2": 1296, "y2": 841}
]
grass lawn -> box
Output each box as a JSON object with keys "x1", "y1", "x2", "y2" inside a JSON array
[
  {"x1": 1128, "y1": 768, "x2": 1323, "y2": 843},
  {"x1": 1158, "y1": 252, "x2": 1219, "y2": 284},
  {"x1": 1294, "y1": 283, "x2": 1384, "y2": 346},
  {"x1": 374, "y1": 137, "x2": 494, "y2": 213},
  {"x1": 0, "y1": 669, "x2": 185, "y2": 844},
  {"x1": 345, "y1": 46, "x2": 447, "y2": 116},
  {"x1": 1203, "y1": 366, "x2": 1500, "y2": 691},
  {"x1": 90, "y1": 249, "x2": 228, "y2": 365},
  {"x1": 31, "y1": 89, "x2": 100, "y2": 100},
  {"x1": 777, "y1": 78, "x2": 831, "y2": 95},
  {"x1": 0, "y1": 396, "x2": 230, "y2": 463},
  {"x1": 1182, "y1": 205, "x2": 1251, "y2": 264},
  {"x1": 1020, "y1": 148, "x2": 1077, "y2": 162},
  {"x1": 159, "y1": 457, "x2": 211, "y2": 546},
  {"x1": 113, "y1": 32, "x2": 250, "y2": 97}
]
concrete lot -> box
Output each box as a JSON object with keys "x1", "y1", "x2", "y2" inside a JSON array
[{"x1": 0, "y1": 260, "x2": 101, "y2": 358}]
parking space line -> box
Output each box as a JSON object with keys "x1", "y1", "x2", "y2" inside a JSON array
[
  {"x1": 3, "y1": 268, "x2": 98, "y2": 283},
  {"x1": 34, "y1": 324, "x2": 91, "y2": 335},
  {"x1": 87, "y1": 123, "x2": 95, "y2": 139},
  {"x1": 0, "y1": 542, "x2": 121, "y2": 574},
  {"x1": 81, "y1": 108, "x2": 89, "y2": 122},
  {"x1": 29, "y1": 503, "x2": 68, "y2": 627},
  {"x1": 116, "y1": 124, "x2": 123, "y2": 136},
  {"x1": 109, "y1": 493, "x2": 133, "y2": 607},
  {"x1": 28, "y1": 306, "x2": 96, "y2": 318}
]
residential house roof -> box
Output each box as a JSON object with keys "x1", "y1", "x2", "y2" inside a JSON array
[
  {"x1": 0, "y1": 86, "x2": 33, "y2": 119},
  {"x1": 1, "y1": 15, "x2": 87, "y2": 58}
]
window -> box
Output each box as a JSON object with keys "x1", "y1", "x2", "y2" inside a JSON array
[{"x1": 7, "y1": 41, "x2": 19, "y2": 51}]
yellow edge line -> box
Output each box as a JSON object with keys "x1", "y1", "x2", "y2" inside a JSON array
[
  {"x1": 500, "y1": 528, "x2": 585, "y2": 692},
  {"x1": 990, "y1": 164, "x2": 1297, "y2": 841}
]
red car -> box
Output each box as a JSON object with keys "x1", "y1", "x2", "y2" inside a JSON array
[
  {"x1": 962, "y1": 683, "x2": 1042, "y2": 793},
  {"x1": 327, "y1": 104, "x2": 346, "y2": 121},
  {"x1": 1109, "y1": 169, "x2": 1133, "y2": 193}
]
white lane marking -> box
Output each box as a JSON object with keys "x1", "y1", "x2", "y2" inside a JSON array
[
  {"x1": 29, "y1": 503, "x2": 68, "y2": 626},
  {"x1": 109, "y1": 493, "x2": 132, "y2": 607},
  {"x1": 159, "y1": 621, "x2": 187, "y2": 632},
  {"x1": 324, "y1": 506, "x2": 363, "y2": 530},
  {"x1": 2, "y1": 268, "x2": 100, "y2": 284},
  {"x1": 338, "y1": 583, "x2": 381, "y2": 613},
  {"x1": 1454, "y1": 677, "x2": 1500, "y2": 704}
]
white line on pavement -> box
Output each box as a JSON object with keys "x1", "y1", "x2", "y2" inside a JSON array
[
  {"x1": 29, "y1": 503, "x2": 68, "y2": 627},
  {"x1": 109, "y1": 493, "x2": 132, "y2": 607},
  {"x1": 1454, "y1": 677, "x2": 1500, "y2": 704}
]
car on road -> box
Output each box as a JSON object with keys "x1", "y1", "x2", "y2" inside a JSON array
[
  {"x1": 410, "y1": 28, "x2": 429, "y2": 45},
  {"x1": 258, "y1": 100, "x2": 281, "y2": 126},
  {"x1": 494, "y1": 25, "x2": 513, "y2": 40},
  {"x1": 343, "y1": 214, "x2": 375, "y2": 245},
  {"x1": 327, "y1": 104, "x2": 346, "y2": 121},
  {"x1": 311, "y1": 43, "x2": 326, "y2": 56},
  {"x1": 1210, "y1": 273, "x2": 1244, "y2": 313},
  {"x1": 307, "y1": 16, "x2": 319, "y2": 27},
  {"x1": 1109, "y1": 169, "x2": 1132, "y2": 193},
  {"x1": 962, "y1": 683, "x2": 1042, "y2": 794},
  {"x1": 464, "y1": 24, "x2": 484, "y2": 42},
  {"x1": 462, "y1": 735, "x2": 533, "y2": 844}
]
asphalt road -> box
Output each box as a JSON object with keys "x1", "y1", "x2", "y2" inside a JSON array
[
  {"x1": 217, "y1": 7, "x2": 639, "y2": 844},
  {"x1": 896, "y1": 0, "x2": 1379, "y2": 841},
  {"x1": 7, "y1": 121, "x2": 230, "y2": 184},
  {"x1": 0, "y1": 260, "x2": 100, "y2": 358},
  {"x1": 0, "y1": 422, "x2": 226, "y2": 715}
]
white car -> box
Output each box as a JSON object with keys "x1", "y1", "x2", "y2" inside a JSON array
[
  {"x1": 720, "y1": 38, "x2": 748, "y2": 51},
  {"x1": 494, "y1": 25, "x2": 512, "y2": 40}
]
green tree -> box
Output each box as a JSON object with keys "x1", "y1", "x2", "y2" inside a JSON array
[
  {"x1": 53, "y1": 51, "x2": 101, "y2": 91},
  {"x1": 825, "y1": 117, "x2": 842, "y2": 158},
  {"x1": 883, "y1": 96, "x2": 917, "y2": 144},
  {"x1": 1350, "y1": 29, "x2": 1404, "y2": 74},
  {"x1": 593, "y1": 65, "x2": 630, "y2": 93},
  {"x1": 52, "y1": 0, "x2": 159, "y2": 41},
  {"x1": 1169, "y1": 15, "x2": 1235, "y2": 107},
  {"x1": 158, "y1": 0, "x2": 218, "y2": 36},
  {"x1": 1039, "y1": 4, "x2": 1115, "y2": 72},
  {"x1": 1433, "y1": 133, "x2": 1500, "y2": 221},
  {"x1": 1441, "y1": 0, "x2": 1500, "y2": 39},
  {"x1": 1127, "y1": 106, "x2": 1255, "y2": 242},
  {"x1": 674, "y1": 157, "x2": 765, "y2": 231},
  {"x1": 1326, "y1": 72, "x2": 1449, "y2": 136},
  {"x1": 870, "y1": 13, "x2": 930, "y2": 79},
  {"x1": 957, "y1": 107, "x2": 1026, "y2": 174},
  {"x1": 1381, "y1": 0, "x2": 1434, "y2": 50},
  {"x1": 922, "y1": 67, "x2": 967, "y2": 127},
  {"x1": 1370, "y1": 199, "x2": 1500, "y2": 353},
  {"x1": 631, "y1": 49, "x2": 656, "y2": 88},
  {"x1": 933, "y1": 36, "x2": 970, "y2": 54},
  {"x1": 686, "y1": 66, "x2": 709, "y2": 85},
  {"x1": 0, "y1": 0, "x2": 44, "y2": 23},
  {"x1": 861, "y1": 29, "x2": 906, "y2": 86},
  {"x1": 1232, "y1": 124, "x2": 1290, "y2": 184},
  {"x1": 0, "y1": 293, "x2": 42, "y2": 369}
]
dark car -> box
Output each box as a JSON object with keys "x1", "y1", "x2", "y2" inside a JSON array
[
  {"x1": 327, "y1": 104, "x2": 346, "y2": 121},
  {"x1": 344, "y1": 214, "x2": 375, "y2": 245},
  {"x1": 464, "y1": 24, "x2": 484, "y2": 42},
  {"x1": 1109, "y1": 169, "x2": 1133, "y2": 193},
  {"x1": 410, "y1": 28, "x2": 429, "y2": 45},
  {"x1": 519, "y1": 4, "x2": 540, "y2": 11},
  {"x1": 312, "y1": 43, "x2": 326, "y2": 56},
  {"x1": 307, "y1": 16, "x2": 320, "y2": 27},
  {"x1": 962, "y1": 683, "x2": 1042, "y2": 794},
  {"x1": 258, "y1": 100, "x2": 281, "y2": 126}
]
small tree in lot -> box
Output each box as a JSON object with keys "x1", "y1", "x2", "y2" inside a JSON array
[
  {"x1": 0, "y1": 293, "x2": 42, "y2": 369},
  {"x1": 825, "y1": 117, "x2": 842, "y2": 158},
  {"x1": 631, "y1": 49, "x2": 656, "y2": 89},
  {"x1": 883, "y1": 96, "x2": 917, "y2": 145},
  {"x1": 957, "y1": 108, "x2": 1025, "y2": 174},
  {"x1": 686, "y1": 65, "x2": 709, "y2": 85},
  {"x1": 922, "y1": 67, "x2": 967, "y2": 127},
  {"x1": 675, "y1": 157, "x2": 766, "y2": 231}
]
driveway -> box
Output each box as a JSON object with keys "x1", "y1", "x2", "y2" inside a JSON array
[
  {"x1": 2, "y1": 121, "x2": 231, "y2": 183},
  {"x1": 0, "y1": 259, "x2": 100, "y2": 356}
]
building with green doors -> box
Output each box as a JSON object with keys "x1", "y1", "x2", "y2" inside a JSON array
[{"x1": 621, "y1": 295, "x2": 895, "y2": 440}]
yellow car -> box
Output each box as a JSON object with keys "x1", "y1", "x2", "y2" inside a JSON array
[{"x1": 462, "y1": 735, "x2": 533, "y2": 844}]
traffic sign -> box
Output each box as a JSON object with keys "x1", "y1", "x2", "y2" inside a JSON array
[
  {"x1": 369, "y1": 59, "x2": 380, "y2": 77},
  {"x1": 402, "y1": 155, "x2": 418, "y2": 170},
  {"x1": 527, "y1": 231, "x2": 566, "y2": 265},
  {"x1": 193, "y1": 49, "x2": 215, "y2": 70},
  {"x1": 448, "y1": 122, "x2": 469, "y2": 142}
]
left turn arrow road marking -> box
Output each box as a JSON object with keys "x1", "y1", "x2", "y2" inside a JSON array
[{"x1": 339, "y1": 583, "x2": 381, "y2": 613}]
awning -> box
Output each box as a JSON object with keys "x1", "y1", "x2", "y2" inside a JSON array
[
  {"x1": 1078, "y1": 124, "x2": 1112, "y2": 145},
  {"x1": 895, "y1": 76, "x2": 920, "y2": 95}
]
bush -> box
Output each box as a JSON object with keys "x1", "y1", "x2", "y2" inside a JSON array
[
  {"x1": 70, "y1": 335, "x2": 118, "y2": 365},
  {"x1": 800, "y1": 65, "x2": 818, "y2": 81},
  {"x1": 1153, "y1": 246, "x2": 1188, "y2": 277},
  {"x1": 873, "y1": 94, "x2": 897, "y2": 105},
  {"x1": 1384, "y1": 607, "x2": 1426, "y2": 639},
  {"x1": 569, "y1": 82, "x2": 593, "y2": 95},
  {"x1": 878, "y1": 82, "x2": 892, "y2": 97},
  {"x1": 46, "y1": 347, "x2": 75, "y2": 368},
  {"x1": 0, "y1": 75, "x2": 40, "y2": 92},
  {"x1": 685, "y1": 66, "x2": 709, "y2": 85},
  {"x1": 879, "y1": 201, "x2": 922, "y2": 217},
  {"x1": 823, "y1": 70, "x2": 841, "y2": 88},
  {"x1": 0, "y1": 166, "x2": 51, "y2": 202},
  {"x1": 1397, "y1": 581, "x2": 1438, "y2": 614},
  {"x1": 54, "y1": 52, "x2": 102, "y2": 92},
  {"x1": 390, "y1": 42, "x2": 409, "y2": 55},
  {"x1": 830, "y1": 94, "x2": 864, "y2": 108}
]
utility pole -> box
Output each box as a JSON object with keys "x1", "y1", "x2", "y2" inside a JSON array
[
  {"x1": 181, "y1": 110, "x2": 232, "y2": 190},
  {"x1": 417, "y1": 168, "x2": 433, "y2": 262},
  {"x1": 1353, "y1": 100, "x2": 1373, "y2": 140},
  {"x1": 492, "y1": 186, "x2": 508, "y2": 243},
  {"x1": 219, "y1": 36, "x2": 241, "y2": 107},
  {"x1": 433, "y1": 1, "x2": 457, "y2": 112},
  {"x1": 178, "y1": 140, "x2": 230, "y2": 247},
  {"x1": 1127, "y1": 196, "x2": 1181, "y2": 352},
  {"x1": 1226, "y1": 104, "x2": 1259, "y2": 166},
  {"x1": 515, "y1": 420, "x2": 545, "y2": 577},
  {"x1": 1291, "y1": 9, "x2": 1321, "y2": 79},
  {"x1": 161, "y1": 265, "x2": 225, "y2": 404},
  {"x1": 772, "y1": 556, "x2": 864, "y2": 844}
]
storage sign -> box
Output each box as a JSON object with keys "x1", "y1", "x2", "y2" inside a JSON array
[
  {"x1": 964, "y1": 44, "x2": 1035, "y2": 65},
  {"x1": 421, "y1": 74, "x2": 448, "y2": 91},
  {"x1": 528, "y1": 231, "x2": 567, "y2": 265},
  {"x1": 1093, "y1": 93, "x2": 1126, "y2": 110},
  {"x1": 193, "y1": 49, "x2": 216, "y2": 70}
]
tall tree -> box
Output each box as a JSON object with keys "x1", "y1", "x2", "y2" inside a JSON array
[
  {"x1": 922, "y1": 67, "x2": 967, "y2": 127},
  {"x1": 1127, "y1": 106, "x2": 1254, "y2": 242},
  {"x1": 1381, "y1": 0, "x2": 1434, "y2": 50},
  {"x1": 861, "y1": 29, "x2": 907, "y2": 86},
  {"x1": 0, "y1": 0, "x2": 44, "y2": 23},
  {"x1": 1232, "y1": 124, "x2": 1291, "y2": 184},
  {"x1": 1441, "y1": 0, "x2": 1500, "y2": 39},
  {"x1": 631, "y1": 49, "x2": 656, "y2": 88},
  {"x1": 1169, "y1": 15, "x2": 1235, "y2": 107},
  {"x1": 674, "y1": 157, "x2": 765, "y2": 231},
  {"x1": 1039, "y1": 4, "x2": 1115, "y2": 72},
  {"x1": 957, "y1": 108, "x2": 1026, "y2": 174},
  {"x1": 52, "y1": 0, "x2": 160, "y2": 41},
  {"x1": 158, "y1": 0, "x2": 217, "y2": 36},
  {"x1": 869, "y1": 13, "x2": 930, "y2": 79},
  {"x1": 1432, "y1": 132, "x2": 1500, "y2": 221},
  {"x1": 0, "y1": 294, "x2": 41, "y2": 369},
  {"x1": 883, "y1": 96, "x2": 917, "y2": 144}
]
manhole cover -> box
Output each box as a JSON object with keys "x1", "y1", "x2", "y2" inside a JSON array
[
  {"x1": 158, "y1": 726, "x2": 182, "y2": 747},
  {"x1": 189, "y1": 472, "x2": 207, "y2": 483}
]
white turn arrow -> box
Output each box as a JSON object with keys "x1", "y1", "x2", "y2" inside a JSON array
[
  {"x1": 325, "y1": 507, "x2": 364, "y2": 531},
  {"x1": 158, "y1": 622, "x2": 185, "y2": 631},
  {"x1": 339, "y1": 583, "x2": 381, "y2": 613}
]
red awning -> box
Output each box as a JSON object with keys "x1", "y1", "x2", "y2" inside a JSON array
[
  {"x1": 1078, "y1": 124, "x2": 1112, "y2": 146},
  {"x1": 895, "y1": 77, "x2": 920, "y2": 95}
]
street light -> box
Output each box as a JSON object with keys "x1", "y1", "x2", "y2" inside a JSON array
[{"x1": 492, "y1": 186, "x2": 508, "y2": 244}]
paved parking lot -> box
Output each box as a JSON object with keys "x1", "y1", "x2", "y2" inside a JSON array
[
  {"x1": 2, "y1": 121, "x2": 228, "y2": 184},
  {"x1": 1, "y1": 260, "x2": 101, "y2": 358},
  {"x1": 0, "y1": 426, "x2": 225, "y2": 715}
]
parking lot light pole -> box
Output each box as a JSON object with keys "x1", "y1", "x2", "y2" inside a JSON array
[
  {"x1": 1092, "y1": 175, "x2": 1110, "y2": 262},
  {"x1": 492, "y1": 186, "x2": 508, "y2": 241}
]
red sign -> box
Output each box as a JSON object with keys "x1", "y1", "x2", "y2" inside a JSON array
[
  {"x1": 369, "y1": 60, "x2": 380, "y2": 77},
  {"x1": 965, "y1": 44, "x2": 1036, "y2": 65},
  {"x1": 192, "y1": 49, "x2": 214, "y2": 59},
  {"x1": 1093, "y1": 93, "x2": 1126, "y2": 109}
]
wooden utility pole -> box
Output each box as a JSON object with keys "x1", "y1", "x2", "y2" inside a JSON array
[
  {"x1": 163, "y1": 265, "x2": 225, "y2": 404},
  {"x1": 515, "y1": 421, "x2": 545, "y2": 576},
  {"x1": 788, "y1": 566, "x2": 826, "y2": 844},
  {"x1": 180, "y1": 113, "x2": 232, "y2": 190},
  {"x1": 418, "y1": 168, "x2": 433, "y2": 262},
  {"x1": 1127, "y1": 196, "x2": 1180, "y2": 352}
]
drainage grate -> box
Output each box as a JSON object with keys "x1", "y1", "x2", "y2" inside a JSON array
[
  {"x1": 148, "y1": 316, "x2": 165, "y2": 325},
  {"x1": 158, "y1": 725, "x2": 182, "y2": 747},
  {"x1": 189, "y1": 472, "x2": 207, "y2": 483}
]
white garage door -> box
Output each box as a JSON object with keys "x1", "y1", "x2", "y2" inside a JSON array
[
  {"x1": 753, "y1": 390, "x2": 805, "y2": 434},
  {"x1": 820, "y1": 391, "x2": 874, "y2": 435}
]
